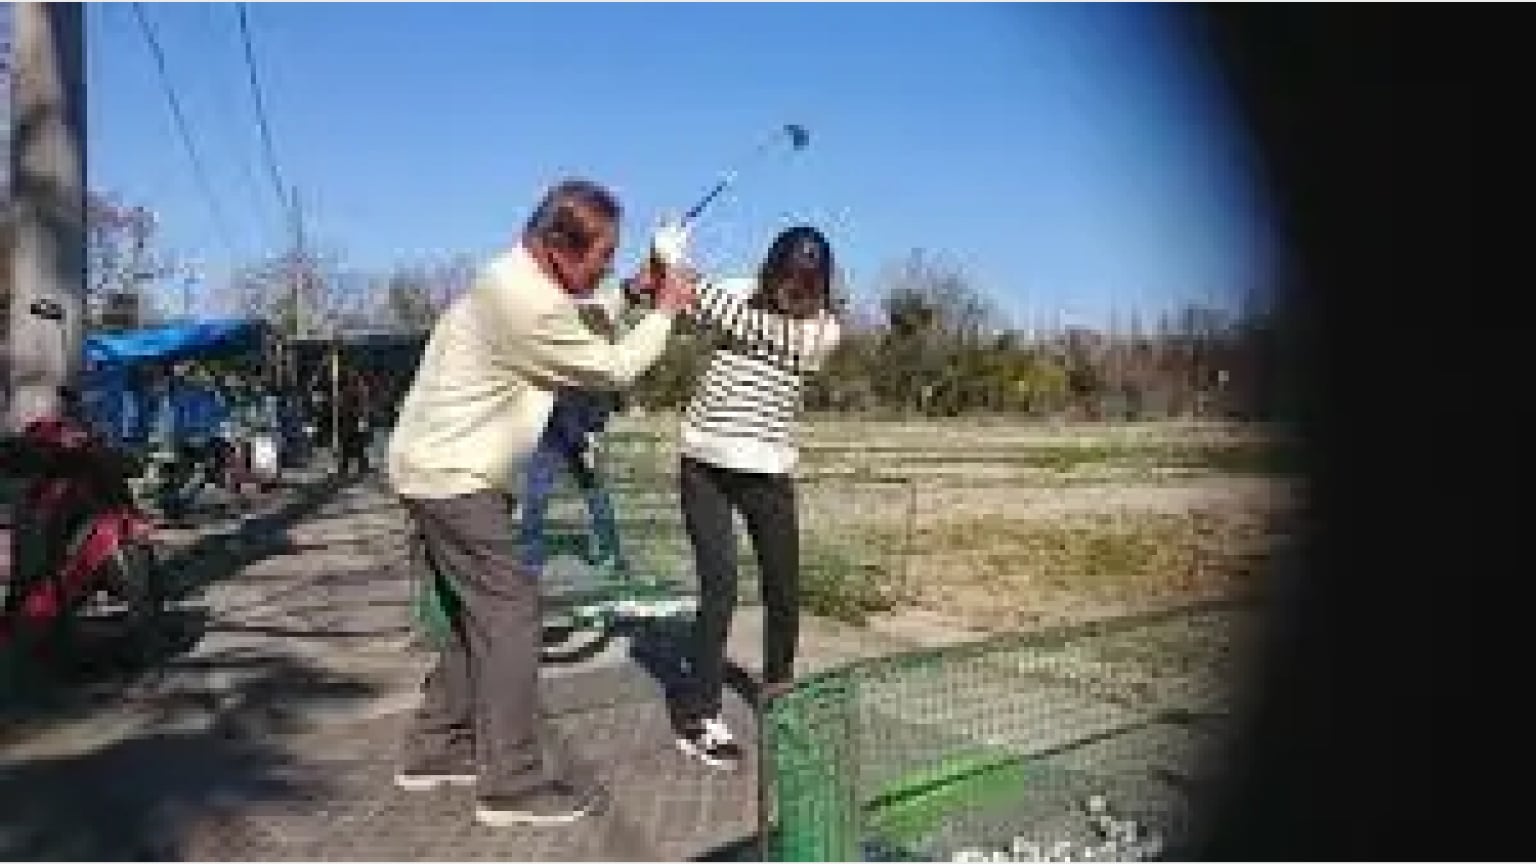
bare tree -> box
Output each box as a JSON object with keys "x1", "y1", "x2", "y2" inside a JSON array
[
  {"x1": 85, "y1": 192, "x2": 180, "y2": 327},
  {"x1": 228, "y1": 247, "x2": 345, "y2": 336},
  {"x1": 384, "y1": 267, "x2": 435, "y2": 332},
  {"x1": 371, "y1": 255, "x2": 476, "y2": 333}
]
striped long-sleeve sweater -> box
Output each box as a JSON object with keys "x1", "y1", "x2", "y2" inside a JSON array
[{"x1": 680, "y1": 278, "x2": 842, "y2": 475}]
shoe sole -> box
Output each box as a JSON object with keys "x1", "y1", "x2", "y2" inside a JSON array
[
  {"x1": 675, "y1": 736, "x2": 741, "y2": 772},
  {"x1": 474, "y1": 800, "x2": 597, "y2": 827},
  {"x1": 394, "y1": 773, "x2": 478, "y2": 792}
]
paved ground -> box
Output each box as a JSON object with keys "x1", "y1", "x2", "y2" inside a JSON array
[{"x1": 0, "y1": 466, "x2": 917, "y2": 861}]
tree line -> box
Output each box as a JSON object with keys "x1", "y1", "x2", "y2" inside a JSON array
[
  {"x1": 627, "y1": 252, "x2": 1277, "y2": 421},
  {"x1": 86, "y1": 193, "x2": 1277, "y2": 421}
]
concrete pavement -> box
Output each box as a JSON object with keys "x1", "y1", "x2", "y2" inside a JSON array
[{"x1": 1, "y1": 466, "x2": 976, "y2": 860}]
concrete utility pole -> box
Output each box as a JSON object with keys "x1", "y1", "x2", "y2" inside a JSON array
[
  {"x1": 180, "y1": 259, "x2": 201, "y2": 320},
  {"x1": 280, "y1": 184, "x2": 305, "y2": 393},
  {"x1": 6, "y1": 2, "x2": 86, "y2": 432},
  {"x1": 289, "y1": 183, "x2": 304, "y2": 339}
]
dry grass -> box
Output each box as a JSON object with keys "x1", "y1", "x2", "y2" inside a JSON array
[
  {"x1": 878, "y1": 509, "x2": 1283, "y2": 632},
  {"x1": 600, "y1": 415, "x2": 1297, "y2": 632}
]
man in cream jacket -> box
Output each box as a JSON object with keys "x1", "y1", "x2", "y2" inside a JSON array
[{"x1": 387, "y1": 179, "x2": 694, "y2": 827}]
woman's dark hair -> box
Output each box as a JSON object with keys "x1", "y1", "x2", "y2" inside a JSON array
[{"x1": 750, "y1": 225, "x2": 834, "y2": 320}]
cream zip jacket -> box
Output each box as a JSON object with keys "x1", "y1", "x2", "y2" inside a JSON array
[{"x1": 387, "y1": 244, "x2": 673, "y2": 499}]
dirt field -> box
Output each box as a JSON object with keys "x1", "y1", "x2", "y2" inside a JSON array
[{"x1": 598, "y1": 415, "x2": 1299, "y2": 634}]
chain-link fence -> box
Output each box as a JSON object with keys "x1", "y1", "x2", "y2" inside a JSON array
[{"x1": 761, "y1": 599, "x2": 1256, "y2": 861}]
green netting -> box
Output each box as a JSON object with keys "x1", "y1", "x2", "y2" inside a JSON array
[
  {"x1": 407, "y1": 425, "x2": 919, "y2": 640},
  {"x1": 568, "y1": 429, "x2": 918, "y2": 623},
  {"x1": 534, "y1": 431, "x2": 696, "y2": 627},
  {"x1": 762, "y1": 599, "x2": 1255, "y2": 862},
  {"x1": 410, "y1": 564, "x2": 461, "y2": 647}
]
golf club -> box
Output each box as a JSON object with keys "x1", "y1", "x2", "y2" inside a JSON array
[
  {"x1": 628, "y1": 123, "x2": 809, "y2": 302},
  {"x1": 682, "y1": 123, "x2": 810, "y2": 227}
]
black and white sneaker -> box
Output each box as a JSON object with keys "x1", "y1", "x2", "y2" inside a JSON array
[
  {"x1": 474, "y1": 779, "x2": 608, "y2": 827},
  {"x1": 676, "y1": 715, "x2": 743, "y2": 771}
]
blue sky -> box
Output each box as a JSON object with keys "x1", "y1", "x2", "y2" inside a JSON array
[{"x1": 85, "y1": 2, "x2": 1277, "y2": 329}]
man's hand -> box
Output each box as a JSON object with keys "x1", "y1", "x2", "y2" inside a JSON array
[{"x1": 624, "y1": 218, "x2": 695, "y2": 310}]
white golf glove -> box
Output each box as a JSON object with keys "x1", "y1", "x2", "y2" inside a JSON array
[{"x1": 650, "y1": 219, "x2": 691, "y2": 268}]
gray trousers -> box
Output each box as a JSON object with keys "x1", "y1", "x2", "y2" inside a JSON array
[{"x1": 403, "y1": 491, "x2": 547, "y2": 797}]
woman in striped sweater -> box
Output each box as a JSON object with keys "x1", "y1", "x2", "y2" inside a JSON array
[{"x1": 661, "y1": 225, "x2": 843, "y2": 770}]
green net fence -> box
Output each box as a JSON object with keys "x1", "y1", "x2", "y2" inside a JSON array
[
  {"x1": 519, "y1": 428, "x2": 690, "y2": 626},
  {"x1": 761, "y1": 599, "x2": 1256, "y2": 862},
  {"x1": 537, "y1": 427, "x2": 916, "y2": 627},
  {"x1": 407, "y1": 422, "x2": 918, "y2": 644}
]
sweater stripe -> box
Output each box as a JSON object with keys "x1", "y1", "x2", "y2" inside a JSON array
[{"x1": 680, "y1": 278, "x2": 840, "y2": 475}]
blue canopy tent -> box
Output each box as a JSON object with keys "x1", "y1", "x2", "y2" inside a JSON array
[
  {"x1": 83, "y1": 319, "x2": 267, "y2": 369},
  {"x1": 78, "y1": 319, "x2": 272, "y2": 449}
]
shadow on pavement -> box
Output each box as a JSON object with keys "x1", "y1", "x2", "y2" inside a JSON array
[
  {"x1": 0, "y1": 647, "x2": 384, "y2": 860},
  {"x1": 202, "y1": 620, "x2": 411, "y2": 640},
  {"x1": 693, "y1": 832, "x2": 772, "y2": 862},
  {"x1": 624, "y1": 617, "x2": 762, "y2": 716},
  {"x1": 0, "y1": 474, "x2": 376, "y2": 861},
  {"x1": 161, "y1": 474, "x2": 352, "y2": 603},
  {"x1": 1, "y1": 474, "x2": 354, "y2": 710}
]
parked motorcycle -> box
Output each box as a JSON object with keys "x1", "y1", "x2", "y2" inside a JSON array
[{"x1": 1, "y1": 301, "x2": 164, "y2": 674}]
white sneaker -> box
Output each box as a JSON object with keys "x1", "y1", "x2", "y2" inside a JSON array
[
  {"x1": 393, "y1": 756, "x2": 477, "y2": 791},
  {"x1": 675, "y1": 715, "x2": 743, "y2": 771},
  {"x1": 393, "y1": 769, "x2": 477, "y2": 792},
  {"x1": 474, "y1": 780, "x2": 606, "y2": 827}
]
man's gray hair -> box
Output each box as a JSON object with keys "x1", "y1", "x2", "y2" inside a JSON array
[{"x1": 523, "y1": 179, "x2": 622, "y2": 254}]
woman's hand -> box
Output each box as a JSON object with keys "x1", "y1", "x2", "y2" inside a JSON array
[{"x1": 650, "y1": 218, "x2": 691, "y2": 268}]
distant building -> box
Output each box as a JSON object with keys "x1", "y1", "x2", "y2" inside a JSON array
[{"x1": 90, "y1": 290, "x2": 142, "y2": 331}]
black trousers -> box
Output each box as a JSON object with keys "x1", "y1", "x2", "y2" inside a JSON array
[
  {"x1": 676, "y1": 455, "x2": 799, "y2": 720},
  {"x1": 338, "y1": 422, "x2": 371, "y2": 475},
  {"x1": 403, "y1": 492, "x2": 550, "y2": 797}
]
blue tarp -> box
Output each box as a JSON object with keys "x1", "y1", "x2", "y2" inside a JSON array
[
  {"x1": 83, "y1": 320, "x2": 265, "y2": 368},
  {"x1": 78, "y1": 320, "x2": 263, "y2": 447},
  {"x1": 80, "y1": 369, "x2": 238, "y2": 449}
]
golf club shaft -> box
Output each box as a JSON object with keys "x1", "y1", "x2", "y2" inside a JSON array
[
  {"x1": 682, "y1": 124, "x2": 804, "y2": 226},
  {"x1": 631, "y1": 124, "x2": 808, "y2": 296},
  {"x1": 683, "y1": 175, "x2": 734, "y2": 226}
]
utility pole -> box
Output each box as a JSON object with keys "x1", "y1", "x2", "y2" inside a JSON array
[
  {"x1": 289, "y1": 183, "x2": 304, "y2": 339},
  {"x1": 279, "y1": 183, "x2": 305, "y2": 394},
  {"x1": 123, "y1": 204, "x2": 153, "y2": 327},
  {"x1": 181, "y1": 260, "x2": 201, "y2": 320},
  {"x1": 7, "y1": 3, "x2": 87, "y2": 432}
]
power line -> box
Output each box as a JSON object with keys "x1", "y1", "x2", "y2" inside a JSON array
[
  {"x1": 233, "y1": 2, "x2": 318, "y2": 341},
  {"x1": 130, "y1": 2, "x2": 237, "y2": 258},
  {"x1": 234, "y1": 2, "x2": 293, "y2": 222}
]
